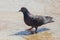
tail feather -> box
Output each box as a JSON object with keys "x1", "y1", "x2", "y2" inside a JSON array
[{"x1": 43, "y1": 16, "x2": 54, "y2": 24}]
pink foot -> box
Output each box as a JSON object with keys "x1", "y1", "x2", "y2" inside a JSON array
[{"x1": 26, "y1": 28, "x2": 32, "y2": 31}]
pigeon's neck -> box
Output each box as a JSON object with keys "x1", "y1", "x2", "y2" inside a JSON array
[{"x1": 23, "y1": 11, "x2": 30, "y2": 18}]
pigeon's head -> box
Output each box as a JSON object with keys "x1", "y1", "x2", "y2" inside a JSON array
[{"x1": 19, "y1": 7, "x2": 28, "y2": 13}]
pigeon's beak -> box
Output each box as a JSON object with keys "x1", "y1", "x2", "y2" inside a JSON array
[{"x1": 18, "y1": 10, "x2": 21, "y2": 12}]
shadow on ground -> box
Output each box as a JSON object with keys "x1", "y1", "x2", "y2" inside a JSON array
[{"x1": 12, "y1": 28, "x2": 49, "y2": 36}]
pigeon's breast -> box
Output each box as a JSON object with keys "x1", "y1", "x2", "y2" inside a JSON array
[{"x1": 24, "y1": 17, "x2": 33, "y2": 26}]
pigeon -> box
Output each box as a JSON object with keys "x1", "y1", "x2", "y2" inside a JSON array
[{"x1": 18, "y1": 7, "x2": 54, "y2": 33}]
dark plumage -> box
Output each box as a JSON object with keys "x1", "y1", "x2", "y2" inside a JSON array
[{"x1": 19, "y1": 7, "x2": 54, "y2": 33}]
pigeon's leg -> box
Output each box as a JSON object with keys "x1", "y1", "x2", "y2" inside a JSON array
[
  {"x1": 35, "y1": 27, "x2": 38, "y2": 33},
  {"x1": 27, "y1": 28, "x2": 33, "y2": 30},
  {"x1": 26, "y1": 27, "x2": 33, "y2": 31},
  {"x1": 26, "y1": 26, "x2": 34, "y2": 34}
]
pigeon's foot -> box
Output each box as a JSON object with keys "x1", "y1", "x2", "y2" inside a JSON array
[{"x1": 30, "y1": 31, "x2": 37, "y2": 34}]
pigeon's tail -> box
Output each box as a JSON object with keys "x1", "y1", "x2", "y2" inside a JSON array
[{"x1": 43, "y1": 16, "x2": 54, "y2": 24}]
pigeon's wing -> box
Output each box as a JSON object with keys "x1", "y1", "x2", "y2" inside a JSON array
[
  {"x1": 29, "y1": 14, "x2": 54, "y2": 24},
  {"x1": 30, "y1": 15, "x2": 44, "y2": 22}
]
